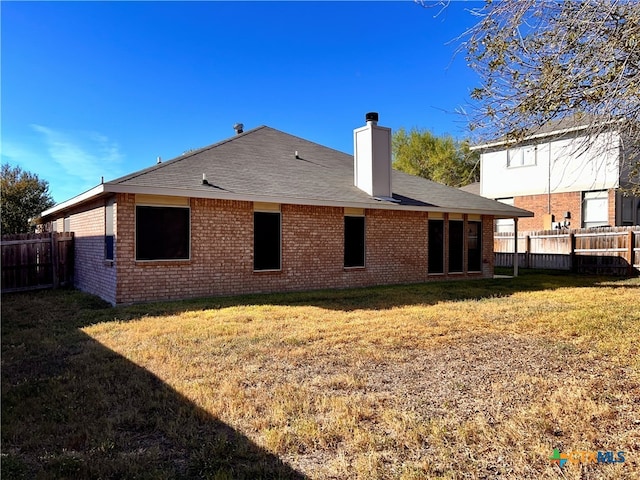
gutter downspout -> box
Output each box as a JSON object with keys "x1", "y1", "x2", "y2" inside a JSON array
[{"x1": 548, "y1": 141, "x2": 552, "y2": 215}]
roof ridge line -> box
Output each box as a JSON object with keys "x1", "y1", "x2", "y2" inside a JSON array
[
  {"x1": 267, "y1": 127, "x2": 351, "y2": 156},
  {"x1": 109, "y1": 125, "x2": 268, "y2": 184}
]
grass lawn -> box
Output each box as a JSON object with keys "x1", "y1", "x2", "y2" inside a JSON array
[{"x1": 2, "y1": 271, "x2": 639, "y2": 479}]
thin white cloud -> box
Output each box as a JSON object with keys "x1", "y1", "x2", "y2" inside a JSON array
[
  {"x1": 31, "y1": 124, "x2": 125, "y2": 186},
  {"x1": 1, "y1": 126, "x2": 127, "y2": 203}
]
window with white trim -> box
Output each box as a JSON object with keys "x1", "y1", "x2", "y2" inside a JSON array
[
  {"x1": 582, "y1": 190, "x2": 609, "y2": 228},
  {"x1": 507, "y1": 145, "x2": 536, "y2": 168}
]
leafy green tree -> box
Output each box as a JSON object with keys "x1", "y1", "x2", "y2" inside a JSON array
[
  {"x1": 1, "y1": 163, "x2": 55, "y2": 234},
  {"x1": 392, "y1": 128, "x2": 479, "y2": 187},
  {"x1": 455, "y1": 0, "x2": 640, "y2": 192}
]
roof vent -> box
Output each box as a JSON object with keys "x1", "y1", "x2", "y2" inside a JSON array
[
  {"x1": 156, "y1": 156, "x2": 162, "y2": 164},
  {"x1": 365, "y1": 112, "x2": 379, "y2": 126},
  {"x1": 233, "y1": 123, "x2": 244, "y2": 135}
]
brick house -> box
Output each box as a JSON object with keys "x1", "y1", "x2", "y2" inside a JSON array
[
  {"x1": 471, "y1": 116, "x2": 640, "y2": 232},
  {"x1": 38, "y1": 113, "x2": 531, "y2": 305}
]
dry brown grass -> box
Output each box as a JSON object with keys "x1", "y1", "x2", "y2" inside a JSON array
[
  {"x1": 3, "y1": 273, "x2": 639, "y2": 478},
  {"x1": 88, "y1": 277, "x2": 640, "y2": 479}
]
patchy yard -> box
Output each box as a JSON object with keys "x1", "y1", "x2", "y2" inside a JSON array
[{"x1": 2, "y1": 273, "x2": 639, "y2": 479}]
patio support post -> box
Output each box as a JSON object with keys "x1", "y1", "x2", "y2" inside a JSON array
[{"x1": 513, "y1": 217, "x2": 519, "y2": 277}]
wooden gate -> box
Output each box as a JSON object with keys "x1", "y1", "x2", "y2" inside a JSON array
[{"x1": 1, "y1": 232, "x2": 74, "y2": 292}]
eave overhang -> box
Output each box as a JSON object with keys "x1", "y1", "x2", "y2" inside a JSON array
[{"x1": 38, "y1": 182, "x2": 533, "y2": 221}]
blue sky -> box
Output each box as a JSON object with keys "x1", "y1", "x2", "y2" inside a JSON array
[{"x1": 2, "y1": 1, "x2": 484, "y2": 203}]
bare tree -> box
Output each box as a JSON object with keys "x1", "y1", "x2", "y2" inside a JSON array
[{"x1": 428, "y1": 0, "x2": 640, "y2": 193}]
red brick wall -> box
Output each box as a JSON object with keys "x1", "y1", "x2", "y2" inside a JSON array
[
  {"x1": 65, "y1": 198, "x2": 117, "y2": 304},
  {"x1": 608, "y1": 189, "x2": 616, "y2": 226},
  {"x1": 514, "y1": 191, "x2": 582, "y2": 231},
  {"x1": 43, "y1": 194, "x2": 497, "y2": 304},
  {"x1": 364, "y1": 209, "x2": 429, "y2": 284},
  {"x1": 514, "y1": 189, "x2": 617, "y2": 231},
  {"x1": 104, "y1": 195, "x2": 495, "y2": 304}
]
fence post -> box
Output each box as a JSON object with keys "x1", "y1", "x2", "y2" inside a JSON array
[
  {"x1": 513, "y1": 219, "x2": 519, "y2": 277},
  {"x1": 569, "y1": 232, "x2": 576, "y2": 273},
  {"x1": 51, "y1": 232, "x2": 59, "y2": 288},
  {"x1": 628, "y1": 230, "x2": 635, "y2": 277},
  {"x1": 525, "y1": 235, "x2": 531, "y2": 269}
]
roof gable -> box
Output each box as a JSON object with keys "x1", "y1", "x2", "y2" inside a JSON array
[{"x1": 42, "y1": 125, "x2": 532, "y2": 219}]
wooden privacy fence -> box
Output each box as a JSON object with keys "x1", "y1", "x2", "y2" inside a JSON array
[
  {"x1": 495, "y1": 226, "x2": 640, "y2": 276},
  {"x1": 1, "y1": 232, "x2": 74, "y2": 292}
]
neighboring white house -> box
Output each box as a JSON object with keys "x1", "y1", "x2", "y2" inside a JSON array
[{"x1": 470, "y1": 117, "x2": 640, "y2": 232}]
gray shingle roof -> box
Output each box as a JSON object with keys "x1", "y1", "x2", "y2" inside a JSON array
[
  {"x1": 459, "y1": 182, "x2": 481, "y2": 196},
  {"x1": 472, "y1": 113, "x2": 617, "y2": 151},
  {"x1": 108, "y1": 126, "x2": 530, "y2": 218}
]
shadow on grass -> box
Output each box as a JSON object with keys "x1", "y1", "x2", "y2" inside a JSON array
[
  {"x1": 3, "y1": 273, "x2": 637, "y2": 478},
  {"x1": 107, "y1": 269, "x2": 638, "y2": 320},
  {"x1": 1, "y1": 291, "x2": 307, "y2": 479}
]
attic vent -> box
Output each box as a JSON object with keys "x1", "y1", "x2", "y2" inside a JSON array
[{"x1": 233, "y1": 123, "x2": 244, "y2": 135}]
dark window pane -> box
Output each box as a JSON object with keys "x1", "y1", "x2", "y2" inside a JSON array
[
  {"x1": 136, "y1": 206, "x2": 190, "y2": 260},
  {"x1": 344, "y1": 216, "x2": 365, "y2": 267},
  {"x1": 254, "y1": 212, "x2": 281, "y2": 270},
  {"x1": 468, "y1": 221, "x2": 482, "y2": 271},
  {"x1": 105, "y1": 201, "x2": 114, "y2": 260},
  {"x1": 105, "y1": 235, "x2": 114, "y2": 261},
  {"x1": 428, "y1": 220, "x2": 444, "y2": 274},
  {"x1": 449, "y1": 220, "x2": 464, "y2": 273}
]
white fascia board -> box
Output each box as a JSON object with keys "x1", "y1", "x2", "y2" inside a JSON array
[
  {"x1": 40, "y1": 184, "x2": 106, "y2": 218},
  {"x1": 40, "y1": 182, "x2": 533, "y2": 220}
]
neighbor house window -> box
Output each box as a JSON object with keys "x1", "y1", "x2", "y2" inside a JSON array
[
  {"x1": 136, "y1": 205, "x2": 190, "y2": 260},
  {"x1": 507, "y1": 145, "x2": 536, "y2": 168},
  {"x1": 428, "y1": 219, "x2": 444, "y2": 274},
  {"x1": 467, "y1": 221, "x2": 482, "y2": 272},
  {"x1": 582, "y1": 190, "x2": 609, "y2": 228},
  {"x1": 495, "y1": 198, "x2": 515, "y2": 233},
  {"x1": 344, "y1": 215, "x2": 365, "y2": 268},
  {"x1": 105, "y1": 199, "x2": 114, "y2": 261},
  {"x1": 621, "y1": 197, "x2": 635, "y2": 226},
  {"x1": 254, "y1": 211, "x2": 281, "y2": 271},
  {"x1": 448, "y1": 219, "x2": 464, "y2": 273}
]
